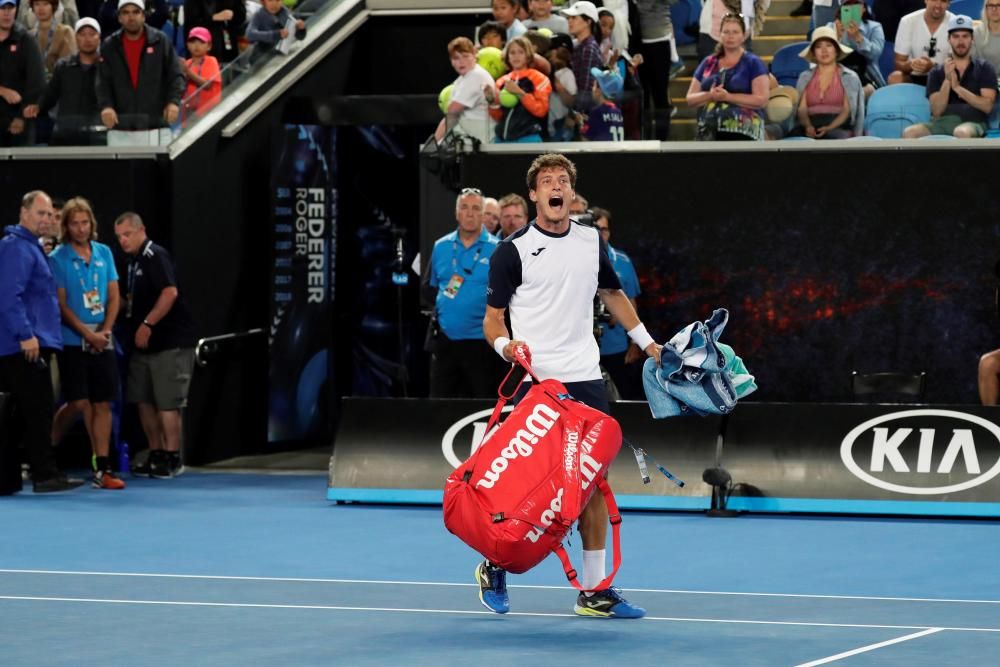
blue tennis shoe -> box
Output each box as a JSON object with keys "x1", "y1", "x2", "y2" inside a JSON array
[
  {"x1": 475, "y1": 560, "x2": 509, "y2": 614},
  {"x1": 574, "y1": 587, "x2": 646, "y2": 618}
]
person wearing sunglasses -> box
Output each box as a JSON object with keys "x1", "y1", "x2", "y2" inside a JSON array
[
  {"x1": 903, "y1": 14, "x2": 997, "y2": 138},
  {"x1": 422, "y1": 187, "x2": 503, "y2": 398},
  {"x1": 686, "y1": 13, "x2": 769, "y2": 140},
  {"x1": 889, "y1": 0, "x2": 954, "y2": 86}
]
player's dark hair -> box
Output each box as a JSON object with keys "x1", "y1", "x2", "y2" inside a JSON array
[{"x1": 526, "y1": 153, "x2": 578, "y2": 191}]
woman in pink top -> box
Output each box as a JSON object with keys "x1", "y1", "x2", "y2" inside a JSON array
[{"x1": 792, "y1": 26, "x2": 866, "y2": 138}]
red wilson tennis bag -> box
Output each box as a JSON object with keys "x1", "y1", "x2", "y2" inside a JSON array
[{"x1": 443, "y1": 347, "x2": 624, "y2": 591}]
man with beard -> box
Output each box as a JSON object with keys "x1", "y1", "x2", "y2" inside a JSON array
[
  {"x1": 96, "y1": 0, "x2": 183, "y2": 131},
  {"x1": 903, "y1": 14, "x2": 997, "y2": 138},
  {"x1": 40, "y1": 18, "x2": 102, "y2": 144}
]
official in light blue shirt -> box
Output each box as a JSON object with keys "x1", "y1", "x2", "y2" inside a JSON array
[
  {"x1": 422, "y1": 188, "x2": 502, "y2": 398},
  {"x1": 428, "y1": 227, "x2": 498, "y2": 340},
  {"x1": 593, "y1": 208, "x2": 643, "y2": 399},
  {"x1": 49, "y1": 240, "x2": 119, "y2": 346}
]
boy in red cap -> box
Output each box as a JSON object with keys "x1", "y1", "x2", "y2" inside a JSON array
[{"x1": 180, "y1": 26, "x2": 221, "y2": 121}]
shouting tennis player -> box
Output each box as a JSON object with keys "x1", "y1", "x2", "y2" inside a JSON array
[{"x1": 479, "y1": 153, "x2": 660, "y2": 618}]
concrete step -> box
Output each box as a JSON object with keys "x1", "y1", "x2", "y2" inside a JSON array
[
  {"x1": 768, "y1": 0, "x2": 810, "y2": 15},
  {"x1": 749, "y1": 34, "x2": 811, "y2": 56},
  {"x1": 760, "y1": 15, "x2": 811, "y2": 36},
  {"x1": 670, "y1": 118, "x2": 697, "y2": 140}
]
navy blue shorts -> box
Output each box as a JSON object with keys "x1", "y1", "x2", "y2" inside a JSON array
[{"x1": 512, "y1": 378, "x2": 609, "y2": 414}]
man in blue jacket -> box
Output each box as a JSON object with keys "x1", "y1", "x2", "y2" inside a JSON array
[{"x1": 0, "y1": 191, "x2": 84, "y2": 493}]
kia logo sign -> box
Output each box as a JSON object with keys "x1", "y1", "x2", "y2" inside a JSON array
[
  {"x1": 840, "y1": 410, "x2": 1000, "y2": 495},
  {"x1": 441, "y1": 406, "x2": 514, "y2": 469}
]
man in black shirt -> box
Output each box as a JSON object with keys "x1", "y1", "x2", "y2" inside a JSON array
[
  {"x1": 39, "y1": 17, "x2": 102, "y2": 144},
  {"x1": 0, "y1": 0, "x2": 45, "y2": 146},
  {"x1": 114, "y1": 212, "x2": 197, "y2": 478}
]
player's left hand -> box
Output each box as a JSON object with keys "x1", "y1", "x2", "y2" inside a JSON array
[{"x1": 644, "y1": 342, "x2": 662, "y2": 367}]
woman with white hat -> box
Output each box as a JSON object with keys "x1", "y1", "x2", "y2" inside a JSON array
[{"x1": 791, "y1": 25, "x2": 865, "y2": 138}]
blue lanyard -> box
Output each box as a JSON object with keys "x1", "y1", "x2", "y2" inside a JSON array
[
  {"x1": 71, "y1": 246, "x2": 99, "y2": 292},
  {"x1": 451, "y1": 239, "x2": 482, "y2": 276}
]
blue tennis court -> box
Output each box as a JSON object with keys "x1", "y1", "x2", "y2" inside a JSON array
[{"x1": 2, "y1": 471, "x2": 998, "y2": 666}]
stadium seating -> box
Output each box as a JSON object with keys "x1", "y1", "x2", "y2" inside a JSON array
[
  {"x1": 771, "y1": 41, "x2": 811, "y2": 86},
  {"x1": 864, "y1": 83, "x2": 930, "y2": 137}
]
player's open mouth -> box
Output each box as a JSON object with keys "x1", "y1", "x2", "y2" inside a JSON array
[{"x1": 548, "y1": 195, "x2": 564, "y2": 209}]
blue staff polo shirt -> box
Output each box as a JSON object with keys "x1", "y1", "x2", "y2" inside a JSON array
[
  {"x1": 599, "y1": 243, "x2": 641, "y2": 356},
  {"x1": 49, "y1": 240, "x2": 120, "y2": 346},
  {"x1": 429, "y1": 228, "x2": 498, "y2": 341}
]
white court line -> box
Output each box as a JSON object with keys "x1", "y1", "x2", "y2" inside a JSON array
[
  {"x1": 0, "y1": 569, "x2": 997, "y2": 605},
  {"x1": 0, "y1": 595, "x2": 999, "y2": 633},
  {"x1": 794, "y1": 627, "x2": 945, "y2": 666}
]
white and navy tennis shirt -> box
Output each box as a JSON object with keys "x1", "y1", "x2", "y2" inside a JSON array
[{"x1": 487, "y1": 220, "x2": 622, "y2": 383}]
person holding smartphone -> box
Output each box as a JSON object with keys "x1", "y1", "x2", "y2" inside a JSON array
[
  {"x1": 830, "y1": 0, "x2": 887, "y2": 96},
  {"x1": 48, "y1": 197, "x2": 125, "y2": 490}
]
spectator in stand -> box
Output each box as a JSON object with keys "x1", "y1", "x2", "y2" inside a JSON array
[
  {"x1": 0, "y1": 191, "x2": 84, "y2": 494},
  {"x1": 48, "y1": 197, "x2": 125, "y2": 490},
  {"x1": 16, "y1": 0, "x2": 77, "y2": 30},
  {"x1": 84, "y1": 0, "x2": 167, "y2": 38},
  {"x1": 179, "y1": 26, "x2": 221, "y2": 121},
  {"x1": 486, "y1": 35, "x2": 550, "y2": 142},
  {"x1": 183, "y1": 0, "x2": 246, "y2": 64},
  {"x1": 874, "y1": 0, "x2": 923, "y2": 42},
  {"x1": 789, "y1": 27, "x2": 865, "y2": 138},
  {"x1": 569, "y1": 192, "x2": 588, "y2": 214},
  {"x1": 829, "y1": 0, "x2": 887, "y2": 97},
  {"x1": 421, "y1": 188, "x2": 501, "y2": 398},
  {"x1": 973, "y1": 0, "x2": 1000, "y2": 74},
  {"x1": 28, "y1": 0, "x2": 77, "y2": 78},
  {"x1": 592, "y1": 206, "x2": 644, "y2": 400},
  {"x1": 0, "y1": 0, "x2": 44, "y2": 146},
  {"x1": 114, "y1": 212, "x2": 198, "y2": 479},
  {"x1": 570, "y1": 66, "x2": 625, "y2": 140},
  {"x1": 561, "y1": 0, "x2": 602, "y2": 113},
  {"x1": 96, "y1": 0, "x2": 183, "y2": 131},
  {"x1": 903, "y1": 14, "x2": 996, "y2": 137},
  {"x1": 686, "y1": 13, "x2": 769, "y2": 141},
  {"x1": 889, "y1": 0, "x2": 954, "y2": 86},
  {"x1": 246, "y1": 0, "x2": 305, "y2": 59},
  {"x1": 482, "y1": 196, "x2": 501, "y2": 235},
  {"x1": 497, "y1": 192, "x2": 528, "y2": 238},
  {"x1": 40, "y1": 17, "x2": 101, "y2": 143},
  {"x1": 524, "y1": 0, "x2": 567, "y2": 33},
  {"x1": 477, "y1": 19, "x2": 506, "y2": 49},
  {"x1": 979, "y1": 348, "x2": 1000, "y2": 405},
  {"x1": 434, "y1": 36, "x2": 495, "y2": 145},
  {"x1": 492, "y1": 0, "x2": 526, "y2": 41},
  {"x1": 547, "y1": 33, "x2": 577, "y2": 140},
  {"x1": 698, "y1": 2, "x2": 767, "y2": 60},
  {"x1": 634, "y1": 0, "x2": 680, "y2": 140}
]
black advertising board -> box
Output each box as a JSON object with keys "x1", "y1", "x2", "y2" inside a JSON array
[{"x1": 327, "y1": 399, "x2": 1000, "y2": 516}]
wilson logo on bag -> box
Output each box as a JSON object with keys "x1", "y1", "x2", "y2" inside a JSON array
[{"x1": 443, "y1": 347, "x2": 625, "y2": 591}]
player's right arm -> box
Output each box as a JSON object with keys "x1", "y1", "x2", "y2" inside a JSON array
[
  {"x1": 484, "y1": 239, "x2": 526, "y2": 362},
  {"x1": 484, "y1": 305, "x2": 523, "y2": 362}
]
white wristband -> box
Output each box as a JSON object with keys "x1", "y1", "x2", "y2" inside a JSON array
[
  {"x1": 627, "y1": 323, "x2": 655, "y2": 351},
  {"x1": 493, "y1": 336, "x2": 511, "y2": 360}
]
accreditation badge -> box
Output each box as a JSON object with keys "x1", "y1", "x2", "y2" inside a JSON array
[
  {"x1": 83, "y1": 289, "x2": 104, "y2": 315},
  {"x1": 443, "y1": 274, "x2": 464, "y2": 299}
]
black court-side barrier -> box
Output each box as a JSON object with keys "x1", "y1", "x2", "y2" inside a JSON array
[{"x1": 327, "y1": 399, "x2": 1000, "y2": 517}]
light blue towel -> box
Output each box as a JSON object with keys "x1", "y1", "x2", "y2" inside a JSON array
[{"x1": 642, "y1": 308, "x2": 758, "y2": 419}]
